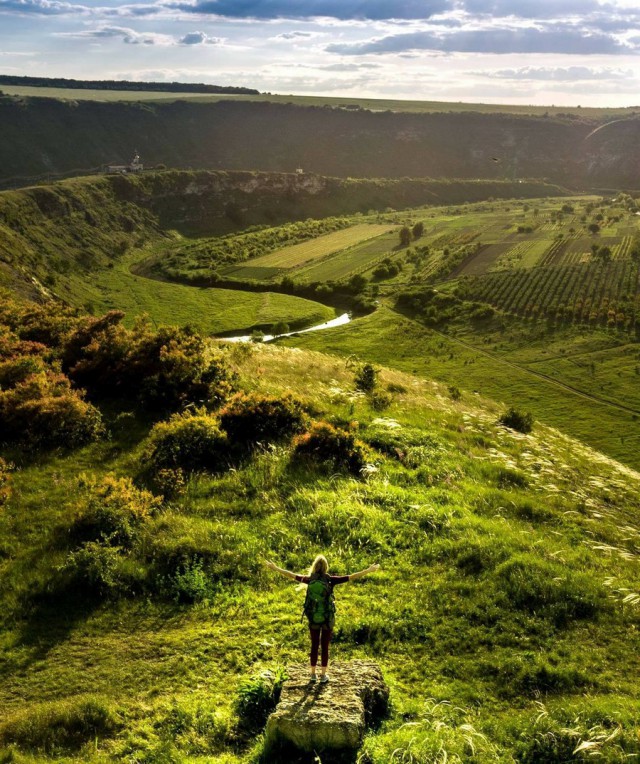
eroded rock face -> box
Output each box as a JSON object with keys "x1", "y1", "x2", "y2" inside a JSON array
[{"x1": 265, "y1": 660, "x2": 389, "y2": 754}]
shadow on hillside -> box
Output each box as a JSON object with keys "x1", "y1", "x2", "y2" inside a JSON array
[{"x1": 16, "y1": 587, "x2": 100, "y2": 661}]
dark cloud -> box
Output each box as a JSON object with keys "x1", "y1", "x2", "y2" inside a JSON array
[
  {"x1": 274, "y1": 31, "x2": 314, "y2": 39},
  {"x1": 173, "y1": 0, "x2": 451, "y2": 20},
  {"x1": 483, "y1": 65, "x2": 634, "y2": 81},
  {"x1": 328, "y1": 27, "x2": 636, "y2": 55}
]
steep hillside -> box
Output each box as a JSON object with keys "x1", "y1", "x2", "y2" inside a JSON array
[
  {"x1": 2, "y1": 95, "x2": 640, "y2": 188},
  {"x1": 0, "y1": 170, "x2": 563, "y2": 299},
  {"x1": 0, "y1": 293, "x2": 638, "y2": 762}
]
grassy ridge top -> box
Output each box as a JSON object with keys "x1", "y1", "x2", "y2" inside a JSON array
[
  {"x1": 3, "y1": 85, "x2": 640, "y2": 118},
  {"x1": 0, "y1": 311, "x2": 638, "y2": 761}
]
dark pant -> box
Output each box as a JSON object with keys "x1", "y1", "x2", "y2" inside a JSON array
[{"x1": 309, "y1": 626, "x2": 332, "y2": 668}]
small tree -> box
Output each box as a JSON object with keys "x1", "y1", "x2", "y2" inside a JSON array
[
  {"x1": 412, "y1": 222, "x2": 424, "y2": 240},
  {"x1": 348, "y1": 273, "x2": 368, "y2": 293},
  {"x1": 399, "y1": 226, "x2": 412, "y2": 247},
  {"x1": 588, "y1": 223, "x2": 600, "y2": 235},
  {"x1": 354, "y1": 363, "x2": 378, "y2": 393}
]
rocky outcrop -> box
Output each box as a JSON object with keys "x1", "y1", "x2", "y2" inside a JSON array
[{"x1": 265, "y1": 660, "x2": 389, "y2": 754}]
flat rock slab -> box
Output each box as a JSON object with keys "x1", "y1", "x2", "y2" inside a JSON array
[{"x1": 265, "y1": 660, "x2": 389, "y2": 753}]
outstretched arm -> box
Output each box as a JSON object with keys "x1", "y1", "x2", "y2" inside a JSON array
[
  {"x1": 264, "y1": 560, "x2": 299, "y2": 580},
  {"x1": 348, "y1": 563, "x2": 381, "y2": 581}
]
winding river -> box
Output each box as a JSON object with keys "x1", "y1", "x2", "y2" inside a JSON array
[{"x1": 223, "y1": 312, "x2": 351, "y2": 343}]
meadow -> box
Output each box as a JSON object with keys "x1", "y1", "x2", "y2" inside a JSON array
[
  {"x1": 285, "y1": 307, "x2": 640, "y2": 471},
  {"x1": 61, "y1": 250, "x2": 334, "y2": 336},
  {"x1": 0, "y1": 297, "x2": 638, "y2": 762}
]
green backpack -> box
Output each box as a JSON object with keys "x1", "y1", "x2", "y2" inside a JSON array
[{"x1": 303, "y1": 575, "x2": 336, "y2": 627}]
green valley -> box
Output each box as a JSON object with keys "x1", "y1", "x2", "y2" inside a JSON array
[{"x1": 1, "y1": 138, "x2": 639, "y2": 764}]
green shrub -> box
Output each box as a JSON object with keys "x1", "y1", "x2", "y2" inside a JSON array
[
  {"x1": 63, "y1": 541, "x2": 126, "y2": 596},
  {"x1": 370, "y1": 390, "x2": 392, "y2": 411},
  {"x1": 144, "y1": 410, "x2": 229, "y2": 475},
  {"x1": 162, "y1": 556, "x2": 216, "y2": 604},
  {"x1": 292, "y1": 422, "x2": 368, "y2": 476},
  {"x1": 0, "y1": 370, "x2": 104, "y2": 450},
  {"x1": 354, "y1": 362, "x2": 378, "y2": 393},
  {"x1": 70, "y1": 475, "x2": 160, "y2": 548},
  {"x1": 234, "y1": 668, "x2": 287, "y2": 734},
  {"x1": 499, "y1": 407, "x2": 534, "y2": 434},
  {"x1": 219, "y1": 392, "x2": 307, "y2": 450},
  {"x1": 0, "y1": 696, "x2": 119, "y2": 753},
  {"x1": 0, "y1": 355, "x2": 47, "y2": 388}
]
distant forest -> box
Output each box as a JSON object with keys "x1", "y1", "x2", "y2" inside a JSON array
[{"x1": 0, "y1": 74, "x2": 260, "y2": 95}]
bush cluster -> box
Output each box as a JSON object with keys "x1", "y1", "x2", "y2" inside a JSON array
[
  {"x1": 292, "y1": 422, "x2": 368, "y2": 476},
  {"x1": 0, "y1": 369, "x2": 103, "y2": 450},
  {"x1": 219, "y1": 392, "x2": 307, "y2": 450},
  {"x1": 63, "y1": 313, "x2": 234, "y2": 411},
  {"x1": 64, "y1": 476, "x2": 160, "y2": 596},
  {"x1": 70, "y1": 475, "x2": 161, "y2": 547}
]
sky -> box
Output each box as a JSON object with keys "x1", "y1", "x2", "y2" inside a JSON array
[{"x1": 2, "y1": 0, "x2": 640, "y2": 106}]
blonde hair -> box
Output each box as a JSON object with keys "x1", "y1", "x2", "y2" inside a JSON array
[{"x1": 309, "y1": 554, "x2": 329, "y2": 577}]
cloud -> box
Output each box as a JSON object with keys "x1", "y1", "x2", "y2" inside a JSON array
[
  {"x1": 172, "y1": 0, "x2": 451, "y2": 21},
  {"x1": 178, "y1": 30, "x2": 222, "y2": 43},
  {"x1": 0, "y1": 0, "x2": 88, "y2": 15},
  {"x1": 57, "y1": 25, "x2": 174, "y2": 44},
  {"x1": 482, "y1": 65, "x2": 635, "y2": 81},
  {"x1": 459, "y1": 0, "x2": 605, "y2": 19},
  {"x1": 327, "y1": 26, "x2": 637, "y2": 55},
  {"x1": 272, "y1": 31, "x2": 318, "y2": 40}
]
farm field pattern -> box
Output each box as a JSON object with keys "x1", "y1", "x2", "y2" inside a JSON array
[{"x1": 224, "y1": 223, "x2": 394, "y2": 281}]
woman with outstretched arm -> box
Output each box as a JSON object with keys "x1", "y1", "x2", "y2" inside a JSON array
[{"x1": 264, "y1": 555, "x2": 381, "y2": 683}]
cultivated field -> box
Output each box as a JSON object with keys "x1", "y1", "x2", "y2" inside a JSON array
[{"x1": 227, "y1": 223, "x2": 392, "y2": 272}]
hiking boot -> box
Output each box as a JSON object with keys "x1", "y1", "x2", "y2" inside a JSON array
[{"x1": 320, "y1": 675, "x2": 329, "y2": 684}]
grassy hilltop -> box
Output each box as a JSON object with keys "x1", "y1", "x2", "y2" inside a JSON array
[{"x1": 0, "y1": 290, "x2": 638, "y2": 763}]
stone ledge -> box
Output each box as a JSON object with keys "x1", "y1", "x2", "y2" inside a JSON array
[{"x1": 265, "y1": 660, "x2": 389, "y2": 754}]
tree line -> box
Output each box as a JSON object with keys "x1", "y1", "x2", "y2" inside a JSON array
[{"x1": 0, "y1": 75, "x2": 259, "y2": 95}]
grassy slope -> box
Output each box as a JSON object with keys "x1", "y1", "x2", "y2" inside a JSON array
[
  {"x1": 64, "y1": 251, "x2": 334, "y2": 335},
  {"x1": 286, "y1": 308, "x2": 640, "y2": 471},
  {"x1": 0, "y1": 343, "x2": 638, "y2": 762}
]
